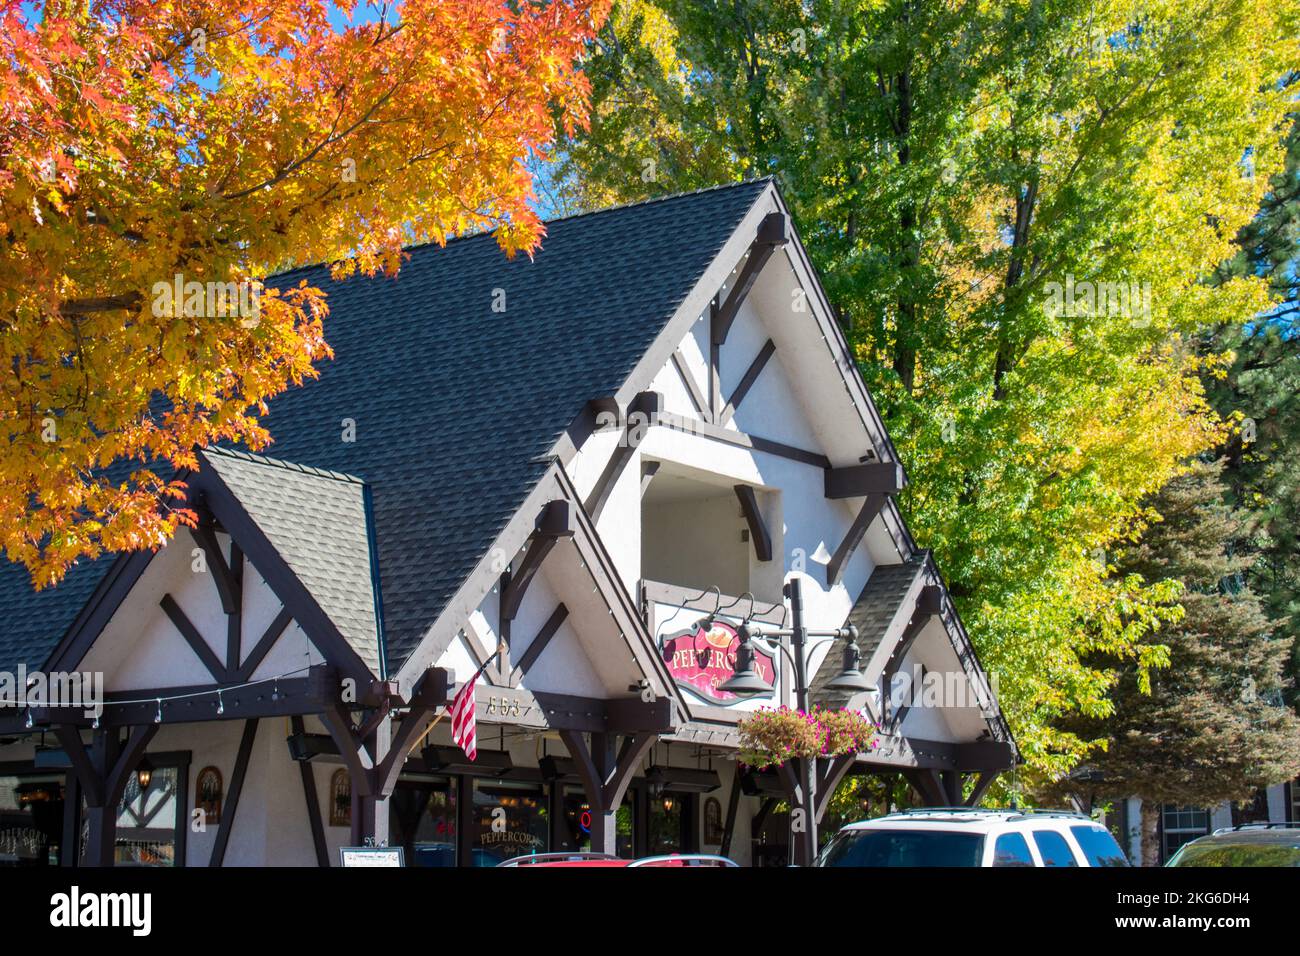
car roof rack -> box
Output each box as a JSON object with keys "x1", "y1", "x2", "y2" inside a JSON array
[
  {"x1": 627, "y1": 854, "x2": 739, "y2": 867},
  {"x1": 890, "y1": 806, "x2": 1091, "y2": 821},
  {"x1": 1210, "y1": 822, "x2": 1300, "y2": 835},
  {"x1": 496, "y1": 851, "x2": 621, "y2": 867}
]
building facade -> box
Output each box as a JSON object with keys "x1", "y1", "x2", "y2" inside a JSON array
[{"x1": 0, "y1": 179, "x2": 1014, "y2": 867}]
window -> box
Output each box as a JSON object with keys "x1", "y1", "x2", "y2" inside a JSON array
[
  {"x1": 1070, "y1": 825, "x2": 1130, "y2": 867},
  {"x1": 470, "y1": 779, "x2": 547, "y2": 866},
  {"x1": 389, "y1": 776, "x2": 457, "y2": 867},
  {"x1": 1160, "y1": 806, "x2": 1209, "y2": 862},
  {"x1": 558, "y1": 786, "x2": 632, "y2": 858},
  {"x1": 105, "y1": 763, "x2": 186, "y2": 867},
  {"x1": 0, "y1": 774, "x2": 67, "y2": 866},
  {"x1": 991, "y1": 832, "x2": 1035, "y2": 867},
  {"x1": 1031, "y1": 830, "x2": 1078, "y2": 867},
  {"x1": 817, "y1": 829, "x2": 985, "y2": 867}
]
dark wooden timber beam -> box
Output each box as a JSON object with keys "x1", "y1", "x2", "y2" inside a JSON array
[
  {"x1": 734, "y1": 484, "x2": 773, "y2": 562},
  {"x1": 813, "y1": 753, "x2": 859, "y2": 822},
  {"x1": 882, "y1": 586, "x2": 944, "y2": 731},
  {"x1": 824, "y1": 461, "x2": 906, "y2": 498},
  {"x1": 826, "y1": 493, "x2": 889, "y2": 586},
  {"x1": 26, "y1": 669, "x2": 338, "y2": 729},
  {"x1": 955, "y1": 740, "x2": 1016, "y2": 773},
  {"x1": 559, "y1": 730, "x2": 656, "y2": 813},
  {"x1": 963, "y1": 769, "x2": 1000, "y2": 807},
  {"x1": 191, "y1": 520, "x2": 241, "y2": 616},
  {"x1": 718, "y1": 339, "x2": 775, "y2": 427},
  {"x1": 53, "y1": 725, "x2": 105, "y2": 807},
  {"x1": 500, "y1": 500, "x2": 577, "y2": 623},
  {"x1": 719, "y1": 764, "x2": 743, "y2": 857},
  {"x1": 567, "y1": 396, "x2": 622, "y2": 451},
  {"x1": 209, "y1": 719, "x2": 258, "y2": 867},
  {"x1": 510, "y1": 603, "x2": 569, "y2": 685},
  {"x1": 224, "y1": 542, "x2": 244, "y2": 672},
  {"x1": 583, "y1": 391, "x2": 663, "y2": 523},
  {"x1": 160, "y1": 593, "x2": 232, "y2": 683},
  {"x1": 655, "y1": 410, "x2": 831, "y2": 469},
  {"x1": 670, "y1": 350, "x2": 710, "y2": 421},
  {"x1": 375, "y1": 668, "x2": 451, "y2": 795},
  {"x1": 711, "y1": 211, "x2": 789, "y2": 347},
  {"x1": 290, "y1": 715, "x2": 329, "y2": 867},
  {"x1": 320, "y1": 699, "x2": 375, "y2": 799},
  {"x1": 234, "y1": 605, "x2": 293, "y2": 683},
  {"x1": 901, "y1": 768, "x2": 949, "y2": 807},
  {"x1": 474, "y1": 685, "x2": 678, "y2": 734},
  {"x1": 640, "y1": 461, "x2": 660, "y2": 498}
]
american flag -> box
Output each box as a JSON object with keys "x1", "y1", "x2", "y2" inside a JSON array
[
  {"x1": 450, "y1": 641, "x2": 503, "y2": 761},
  {"x1": 450, "y1": 672, "x2": 478, "y2": 761}
]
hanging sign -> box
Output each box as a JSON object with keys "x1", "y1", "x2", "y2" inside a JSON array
[{"x1": 660, "y1": 619, "x2": 774, "y2": 705}]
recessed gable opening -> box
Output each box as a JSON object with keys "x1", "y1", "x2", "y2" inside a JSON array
[{"x1": 640, "y1": 465, "x2": 781, "y2": 603}]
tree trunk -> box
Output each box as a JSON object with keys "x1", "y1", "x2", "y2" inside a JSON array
[{"x1": 1139, "y1": 801, "x2": 1162, "y2": 867}]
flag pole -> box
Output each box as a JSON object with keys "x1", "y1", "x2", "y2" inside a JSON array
[{"x1": 404, "y1": 640, "x2": 506, "y2": 758}]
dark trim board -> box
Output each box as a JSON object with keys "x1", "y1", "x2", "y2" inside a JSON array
[
  {"x1": 209, "y1": 719, "x2": 258, "y2": 867},
  {"x1": 474, "y1": 685, "x2": 679, "y2": 735},
  {"x1": 719, "y1": 339, "x2": 776, "y2": 427},
  {"x1": 17, "y1": 668, "x2": 340, "y2": 731},
  {"x1": 655, "y1": 411, "x2": 831, "y2": 470},
  {"x1": 733, "y1": 485, "x2": 772, "y2": 562}
]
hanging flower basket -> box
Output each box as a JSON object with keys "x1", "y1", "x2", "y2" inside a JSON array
[{"x1": 737, "y1": 706, "x2": 876, "y2": 770}]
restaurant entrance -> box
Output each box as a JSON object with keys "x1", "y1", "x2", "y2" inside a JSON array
[{"x1": 390, "y1": 770, "x2": 705, "y2": 865}]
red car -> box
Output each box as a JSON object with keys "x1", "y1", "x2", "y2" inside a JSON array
[{"x1": 497, "y1": 852, "x2": 738, "y2": 867}]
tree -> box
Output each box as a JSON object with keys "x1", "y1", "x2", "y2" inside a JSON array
[
  {"x1": 1205, "y1": 97, "x2": 1300, "y2": 700},
  {"x1": 0, "y1": 0, "x2": 609, "y2": 585},
  {"x1": 554, "y1": 0, "x2": 1298, "y2": 778},
  {"x1": 1052, "y1": 459, "x2": 1300, "y2": 865}
]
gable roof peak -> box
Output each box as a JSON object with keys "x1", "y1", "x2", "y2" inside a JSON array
[{"x1": 199, "y1": 445, "x2": 365, "y2": 486}]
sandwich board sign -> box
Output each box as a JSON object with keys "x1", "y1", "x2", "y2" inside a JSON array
[{"x1": 340, "y1": 846, "x2": 405, "y2": 867}]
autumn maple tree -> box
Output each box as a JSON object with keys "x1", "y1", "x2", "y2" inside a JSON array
[{"x1": 0, "y1": 0, "x2": 608, "y2": 585}]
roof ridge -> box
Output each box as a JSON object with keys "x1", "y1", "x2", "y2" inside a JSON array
[
  {"x1": 268, "y1": 176, "x2": 775, "y2": 282},
  {"x1": 201, "y1": 445, "x2": 366, "y2": 486}
]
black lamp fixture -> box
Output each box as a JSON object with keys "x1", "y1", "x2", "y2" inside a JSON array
[
  {"x1": 825, "y1": 637, "x2": 873, "y2": 693},
  {"x1": 717, "y1": 626, "x2": 772, "y2": 697},
  {"x1": 135, "y1": 756, "x2": 154, "y2": 792}
]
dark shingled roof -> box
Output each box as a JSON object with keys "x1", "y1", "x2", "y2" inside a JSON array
[
  {"x1": 199, "y1": 447, "x2": 382, "y2": 675},
  {"x1": 0, "y1": 179, "x2": 772, "y2": 675},
  {"x1": 811, "y1": 555, "x2": 926, "y2": 705}
]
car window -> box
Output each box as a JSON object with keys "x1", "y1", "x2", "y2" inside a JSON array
[
  {"x1": 992, "y1": 832, "x2": 1035, "y2": 867},
  {"x1": 1031, "y1": 830, "x2": 1078, "y2": 867},
  {"x1": 1070, "y1": 825, "x2": 1129, "y2": 867},
  {"x1": 818, "y1": 829, "x2": 985, "y2": 867},
  {"x1": 1168, "y1": 840, "x2": 1300, "y2": 867}
]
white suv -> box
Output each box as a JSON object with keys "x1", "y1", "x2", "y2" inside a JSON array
[{"x1": 816, "y1": 809, "x2": 1130, "y2": 867}]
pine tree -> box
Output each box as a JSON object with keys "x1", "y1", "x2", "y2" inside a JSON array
[
  {"x1": 1061, "y1": 460, "x2": 1300, "y2": 865},
  {"x1": 1206, "y1": 101, "x2": 1300, "y2": 699}
]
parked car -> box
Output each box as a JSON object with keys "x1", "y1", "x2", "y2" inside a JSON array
[
  {"x1": 816, "y1": 809, "x2": 1130, "y2": 867},
  {"x1": 1166, "y1": 824, "x2": 1300, "y2": 867},
  {"x1": 497, "y1": 852, "x2": 738, "y2": 868}
]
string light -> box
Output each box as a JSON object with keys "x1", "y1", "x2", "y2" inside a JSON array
[{"x1": 154, "y1": 699, "x2": 162, "y2": 724}]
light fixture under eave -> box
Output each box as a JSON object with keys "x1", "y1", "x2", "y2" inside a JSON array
[
  {"x1": 135, "y1": 757, "x2": 154, "y2": 792},
  {"x1": 824, "y1": 640, "x2": 873, "y2": 694},
  {"x1": 717, "y1": 636, "x2": 771, "y2": 697}
]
